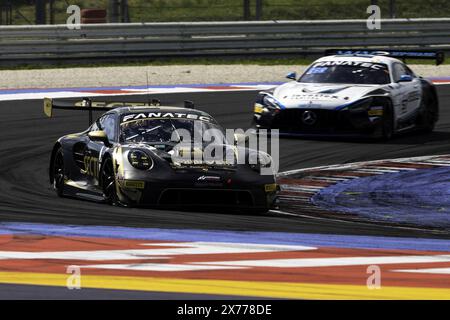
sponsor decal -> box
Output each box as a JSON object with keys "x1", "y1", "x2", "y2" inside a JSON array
[
  {"x1": 122, "y1": 112, "x2": 212, "y2": 123},
  {"x1": 290, "y1": 94, "x2": 339, "y2": 100},
  {"x1": 313, "y1": 61, "x2": 387, "y2": 70},
  {"x1": 368, "y1": 106, "x2": 383, "y2": 116},
  {"x1": 122, "y1": 180, "x2": 145, "y2": 189},
  {"x1": 83, "y1": 155, "x2": 99, "y2": 178},
  {"x1": 75, "y1": 101, "x2": 152, "y2": 108},
  {"x1": 265, "y1": 183, "x2": 278, "y2": 192},
  {"x1": 197, "y1": 175, "x2": 221, "y2": 182}
]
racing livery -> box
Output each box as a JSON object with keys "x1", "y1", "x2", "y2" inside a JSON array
[
  {"x1": 252, "y1": 50, "x2": 443, "y2": 139},
  {"x1": 45, "y1": 98, "x2": 278, "y2": 213}
]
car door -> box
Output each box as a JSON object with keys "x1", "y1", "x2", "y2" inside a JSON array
[
  {"x1": 391, "y1": 62, "x2": 421, "y2": 120},
  {"x1": 403, "y1": 64, "x2": 422, "y2": 113},
  {"x1": 85, "y1": 113, "x2": 117, "y2": 185}
]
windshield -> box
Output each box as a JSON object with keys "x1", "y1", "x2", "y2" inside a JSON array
[
  {"x1": 299, "y1": 61, "x2": 390, "y2": 85},
  {"x1": 120, "y1": 117, "x2": 227, "y2": 145}
]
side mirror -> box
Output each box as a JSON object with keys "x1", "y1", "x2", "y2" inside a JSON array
[
  {"x1": 88, "y1": 130, "x2": 110, "y2": 146},
  {"x1": 286, "y1": 71, "x2": 297, "y2": 80},
  {"x1": 398, "y1": 74, "x2": 413, "y2": 82},
  {"x1": 233, "y1": 133, "x2": 248, "y2": 145}
]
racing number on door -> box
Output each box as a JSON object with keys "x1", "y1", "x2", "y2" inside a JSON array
[
  {"x1": 393, "y1": 63, "x2": 418, "y2": 116},
  {"x1": 83, "y1": 155, "x2": 99, "y2": 178}
]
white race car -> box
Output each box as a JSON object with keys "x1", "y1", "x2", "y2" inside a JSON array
[{"x1": 253, "y1": 50, "x2": 443, "y2": 140}]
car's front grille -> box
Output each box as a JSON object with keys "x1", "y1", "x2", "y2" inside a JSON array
[
  {"x1": 158, "y1": 189, "x2": 254, "y2": 207},
  {"x1": 273, "y1": 109, "x2": 341, "y2": 132}
]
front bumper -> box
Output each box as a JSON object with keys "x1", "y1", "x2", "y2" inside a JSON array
[
  {"x1": 117, "y1": 167, "x2": 278, "y2": 210},
  {"x1": 253, "y1": 107, "x2": 383, "y2": 136}
]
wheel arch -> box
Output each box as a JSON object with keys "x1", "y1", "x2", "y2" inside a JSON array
[
  {"x1": 98, "y1": 150, "x2": 114, "y2": 188},
  {"x1": 420, "y1": 78, "x2": 438, "y2": 101},
  {"x1": 49, "y1": 142, "x2": 62, "y2": 185},
  {"x1": 368, "y1": 94, "x2": 395, "y2": 128},
  {"x1": 419, "y1": 79, "x2": 439, "y2": 122},
  {"x1": 382, "y1": 96, "x2": 396, "y2": 133}
]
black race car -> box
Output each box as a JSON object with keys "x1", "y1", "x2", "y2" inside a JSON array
[{"x1": 45, "y1": 98, "x2": 278, "y2": 213}]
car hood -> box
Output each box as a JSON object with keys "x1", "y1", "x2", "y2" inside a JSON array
[
  {"x1": 120, "y1": 143, "x2": 256, "y2": 169},
  {"x1": 272, "y1": 82, "x2": 385, "y2": 110}
]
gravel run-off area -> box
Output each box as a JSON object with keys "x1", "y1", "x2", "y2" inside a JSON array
[{"x1": 1, "y1": 64, "x2": 450, "y2": 89}]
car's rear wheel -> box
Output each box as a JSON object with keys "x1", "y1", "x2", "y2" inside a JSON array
[
  {"x1": 101, "y1": 158, "x2": 118, "y2": 205},
  {"x1": 419, "y1": 93, "x2": 438, "y2": 133},
  {"x1": 53, "y1": 148, "x2": 65, "y2": 197}
]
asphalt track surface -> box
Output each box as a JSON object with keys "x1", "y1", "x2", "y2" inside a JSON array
[
  {"x1": 1, "y1": 86, "x2": 450, "y2": 240},
  {"x1": 1, "y1": 86, "x2": 450, "y2": 299},
  {"x1": 0, "y1": 283, "x2": 257, "y2": 300}
]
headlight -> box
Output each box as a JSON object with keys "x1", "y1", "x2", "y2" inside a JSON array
[
  {"x1": 128, "y1": 150, "x2": 153, "y2": 170},
  {"x1": 254, "y1": 92, "x2": 281, "y2": 114},
  {"x1": 254, "y1": 103, "x2": 264, "y2": 114},
  {"x1": 258, "y1": 152, "x2": 272, "y2": 168},
  {"x1": 263, "y1": 95, "x2": 281, "y2": 109},
  {"x1": 250, "y1": 152, "x2": 272, "y2": 172}
]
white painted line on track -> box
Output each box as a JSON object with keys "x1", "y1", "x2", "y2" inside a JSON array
[
  {"x1": 0, "y1": 241, "x2": 315, "y2": 260},
  {"x1": 407, "y1": 161, "x2": 450, "y2": 167},
  {"x1": 270, "y1": 209, "x2": 360, "y2": 225},
  {"x1": 328, "y1": 175, "x2": 360, "y2": 179},
  {"x1": 0, "y1": 84, "x2": 276, "y2": 101},
  {"x1": 280, "y1": 187, "x2": 322, "y2": 193},
  {"x1": 278, "y1": 196, "x2": 311, "y2": 201},
  {"x1": 307, "y1": 176, "x2": 349, "y2": 182},
  {"x1": 355, "y1": 168, "x2": 399, "y2": 174},
  {"x1": 277, "y1": 154, "x2": 450, "y2": 177},
  {"x1": 422, "y1": 159, "x2": 450, "y2": 164},
  {"x1": 269, "y1": 209, "x2": 448, "y2": 234},
  {"x1": 393, "y1": 268, "x2": 450, "y2": 274},
  {"x1": 366, "y1": 166, "x2": 417, "y2": 171},
  {"x1": 196, "y1": 255, "x2": 450, "y2": 268},
  {"x1": 84, "y1": 263, "x2": 246, "y2": 272}
]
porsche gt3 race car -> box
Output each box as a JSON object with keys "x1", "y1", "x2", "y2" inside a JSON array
[
  {"x1": 252, "y1": 49, "x2": 444, "y2": 140},
  {"x1": 45, "y1": 98, "x2": 278, "y2": 213}
]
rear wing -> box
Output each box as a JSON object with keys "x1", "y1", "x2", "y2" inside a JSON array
[
  {"x1": 43, "y1": 97, "x2": 161, "y2": 125},
  {"x1": 324, "y1": 49, "x2": 445, "y2": 65}
]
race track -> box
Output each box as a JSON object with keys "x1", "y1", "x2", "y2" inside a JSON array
[
  {"x1": 1, "y1": 84, "x2": 450, "y2": 299},
  {"x1": 1, "y1": 87, "x2": 450, "y2": 239}
]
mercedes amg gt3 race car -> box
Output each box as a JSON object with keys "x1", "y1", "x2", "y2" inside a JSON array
[
  {"x1": 45, "y1": 98, "x2": 278, "y2": 213},
  {"x1": 253, "y1": 49, "x2": 443, "y2": 139}
]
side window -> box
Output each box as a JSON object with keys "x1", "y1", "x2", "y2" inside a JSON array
[
  {"x1": 393, "y1": 63, "x2": 408, "y2": 82},
  {"x1": 99, "y1": 114, "x2": 117, "y2": 142},
  {"x1": 404, "y1": 65, "x2": 416, "y2": 77},
  {"x1": 90, "y1": 120, "x2": 100, "y2": 132}
]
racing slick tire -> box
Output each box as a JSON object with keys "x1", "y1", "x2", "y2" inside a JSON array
[
  {"x1": 52, "y1": 147, "x2": 65, "y2": 197},
  {"x1": 100, "y1": 157, "x2": 119, "y2": 206},
  {"x1": 418, "y1": 91, "x2": 438, "y2": 133}
]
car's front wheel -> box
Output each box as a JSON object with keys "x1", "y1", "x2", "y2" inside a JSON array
[
  {"x1": 53, "y1": 148, "x2": 65, "y2": 197},
  {"x1": 100, "y1": 158, "x2": 119, "y2": 205},
  {"x1": 380, "y1": 103, "x2": 394, "y2": 141}
]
